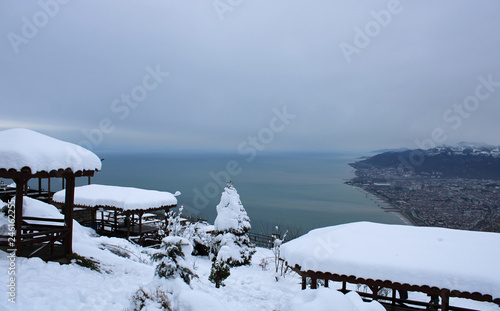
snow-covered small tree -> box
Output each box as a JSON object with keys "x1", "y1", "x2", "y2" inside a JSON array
[
  {"x1": 208, "y1": 260, "x2": 230, "y2": 288},
  {"x1": 151, "y1": 236, "x2": 197, "y2": 285},
  {"x1": 165, "y1": 205, "x2": 184, "y2": 237},
  {"x1": 211, "y1": 181, "x2": 255, "y2": 267},
  {"x1": 160, "y1": 205, "x2": 213, "y2": 256}
]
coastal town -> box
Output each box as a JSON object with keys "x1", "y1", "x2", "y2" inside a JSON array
[{"x1": 347, "y1": 164, "x2": 500, "y2": 233}]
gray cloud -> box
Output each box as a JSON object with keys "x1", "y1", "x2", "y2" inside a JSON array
[{"x1": 1, "y1": 0, "x2": 500, "y2": 153}]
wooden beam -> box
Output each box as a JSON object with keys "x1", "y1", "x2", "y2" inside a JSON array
[
  {"x1": 139, "y1": 211, "x2": 143, "y2": 239},
  {"x1": 64, "y1": 175, "x2": 75, "y2": 255},
  {"x1": 441, "y1": 289, "x2": 450, "y2": 311}
]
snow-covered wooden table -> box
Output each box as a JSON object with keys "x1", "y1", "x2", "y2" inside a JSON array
[{"x1": 281, "y1": 222, "x2": 500, "y2": 311}]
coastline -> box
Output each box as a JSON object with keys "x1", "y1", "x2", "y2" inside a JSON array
[{"x1": 350, "y1": 184, "x2": 416, "y2": 226}]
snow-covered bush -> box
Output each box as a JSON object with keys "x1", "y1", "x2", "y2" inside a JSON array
[
  {"x1": 151, "y1": 236, "x2": 197, "y2": 285},
  {"x1": 165, "y1": 205, "x2": 183, "y2": 237},
  {"x1": 161, "y1": 206, "x2": 213, "y2": 256},
  {"x1": 211, "y1": 182, "x2": 255, "y2": 267},
  {"x1": 129, "y1": 286, "x2": 172, "y2": 311},
  {"x1": 208, "y1": 260, "x2": 230, "y2": 288}
]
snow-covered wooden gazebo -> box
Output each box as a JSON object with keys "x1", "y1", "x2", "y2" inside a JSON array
[
  {"x1": 0, "y1": 128, "x2": 101, "y2": 259},
  {"x1": 53, "y1": 184, "x2": 177, "y2": 244},
  {"x1": 281, "y1": 222, "x2": 500, "y2": 311}
]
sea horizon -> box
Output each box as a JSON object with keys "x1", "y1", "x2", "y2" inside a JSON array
[{"x1": 85, "y1": 150, "x2": 406, "y2": 235}]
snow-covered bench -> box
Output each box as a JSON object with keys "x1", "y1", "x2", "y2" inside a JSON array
[{"x1": 281, "y1": 222, "x2": 500, "y2": 311}]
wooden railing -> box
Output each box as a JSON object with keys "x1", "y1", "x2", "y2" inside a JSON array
[
  {"x1": 248, "y1": 232, "x2": 280, "y2": 249},
  {"x1": 0, "y1": 217, "x2": 69, "y2": 258},
  {"x1": 290, "y1": 266, "x2": 500, "y2": 311}
]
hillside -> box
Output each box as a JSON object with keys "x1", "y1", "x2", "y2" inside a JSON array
[{"x1": 351, "y1": 144, "x2": 500, "y2": 180}]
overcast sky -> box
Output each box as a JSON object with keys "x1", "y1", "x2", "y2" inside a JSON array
[{"x1": 1, "y1": 0, "x2": 500, "y2": 153}]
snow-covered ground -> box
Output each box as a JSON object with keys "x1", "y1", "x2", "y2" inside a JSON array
[
  {"x1": 0, "y1": 216, "x2": 498, "y2": 310},
  {"x1": 0, "y1": 216, "x2": 388, "y2": 311}
]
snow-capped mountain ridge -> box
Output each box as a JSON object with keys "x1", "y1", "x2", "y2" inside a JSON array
[{"x1": 426, "y1": 143, "x2": 500, "y2": 158}]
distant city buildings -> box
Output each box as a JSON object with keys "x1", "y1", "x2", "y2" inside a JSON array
[{"x1": 348, "y1": 166, "x2": 500, "y2": 233}]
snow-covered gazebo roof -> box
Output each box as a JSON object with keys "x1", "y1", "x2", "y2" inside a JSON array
[
  {"x1": 0, "y1": 128, "x2": 101, "y2": 177},
  {"x1": 0, "y1": 128, "x2": 101, "y2": 259},
  {"x1": 53, "y1": 184, "x2": 177, "y2": 213},
  {"x1": 281, "y1": 222, "x2": 500, "y2": 304}
]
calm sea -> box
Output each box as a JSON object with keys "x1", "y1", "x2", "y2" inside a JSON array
[{"x1": 86, "y1": 151, "x2": 404, "y2": 234}]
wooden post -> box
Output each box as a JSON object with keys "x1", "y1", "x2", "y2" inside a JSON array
[
  {"x1": 441, "y1": 290, "x2": 450, "y2": 311},
  {"x1": 126, "y1": 213, "x2": 131, "y2": 240},
  {"x1": 48, "y1": 178, "x2": 51, "y2": 197},
  {"x1": 302, "y1": 276, "x2": 307, "y2": 290},
  {"x1": 138, "y1": 211, "x2": 144, "y2": 243},
  {"x1": 100, "y1": 208, "x2": 104, "y2": 231},
  {"x1": 342, "y1": 281, "x2": 347, "y2": 293},
  {"x1": 324, "y1": 279, "x2": 329, "y2": 288},
  {"x1": 91, "y1": 207, "x2": 96, "y2": 229},
  {"x1": 311, "y1": 277, "x2": 317, "y2": 289},
  {"x1": 114, "y1": 209, "x2": 118, "y2": 233},
  {"x1": 64, "y1": 175, "x2": 75, "y2": 255},
  {"x1": 370, "y1": 285, "x2": 380, "y2": 301},
  {"x1": 14, "y1": 178, "x2": 25, "y2": 257}
]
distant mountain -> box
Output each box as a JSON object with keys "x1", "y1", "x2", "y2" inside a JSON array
[{"x1": 352, "y1": 144, "x2": 500, "y2": 180}]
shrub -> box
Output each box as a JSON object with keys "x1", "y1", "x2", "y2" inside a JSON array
[
  {"x1": 67, "y1": 253, "x2": 101, "y2": 272},
  {"x1": 208, "y1": 260, "x2": 230, "y2": 288},
  {"x1": 129, "y1": 287, "x2": 172, "y2": 311},
  {"x1": 151, "y1": 238, "x2": 197, "y2": 285}
]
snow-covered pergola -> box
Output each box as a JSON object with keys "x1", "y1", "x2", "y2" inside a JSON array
[
  {"x1": 281, "y1": 222, "x2": 500, "y2": 311},
  {"x1": 53, "y1": 184, "x2": 177, "y2": 243},
  {"x1": 0, "y1": 128, "x2": 101, "y2": 258}
]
